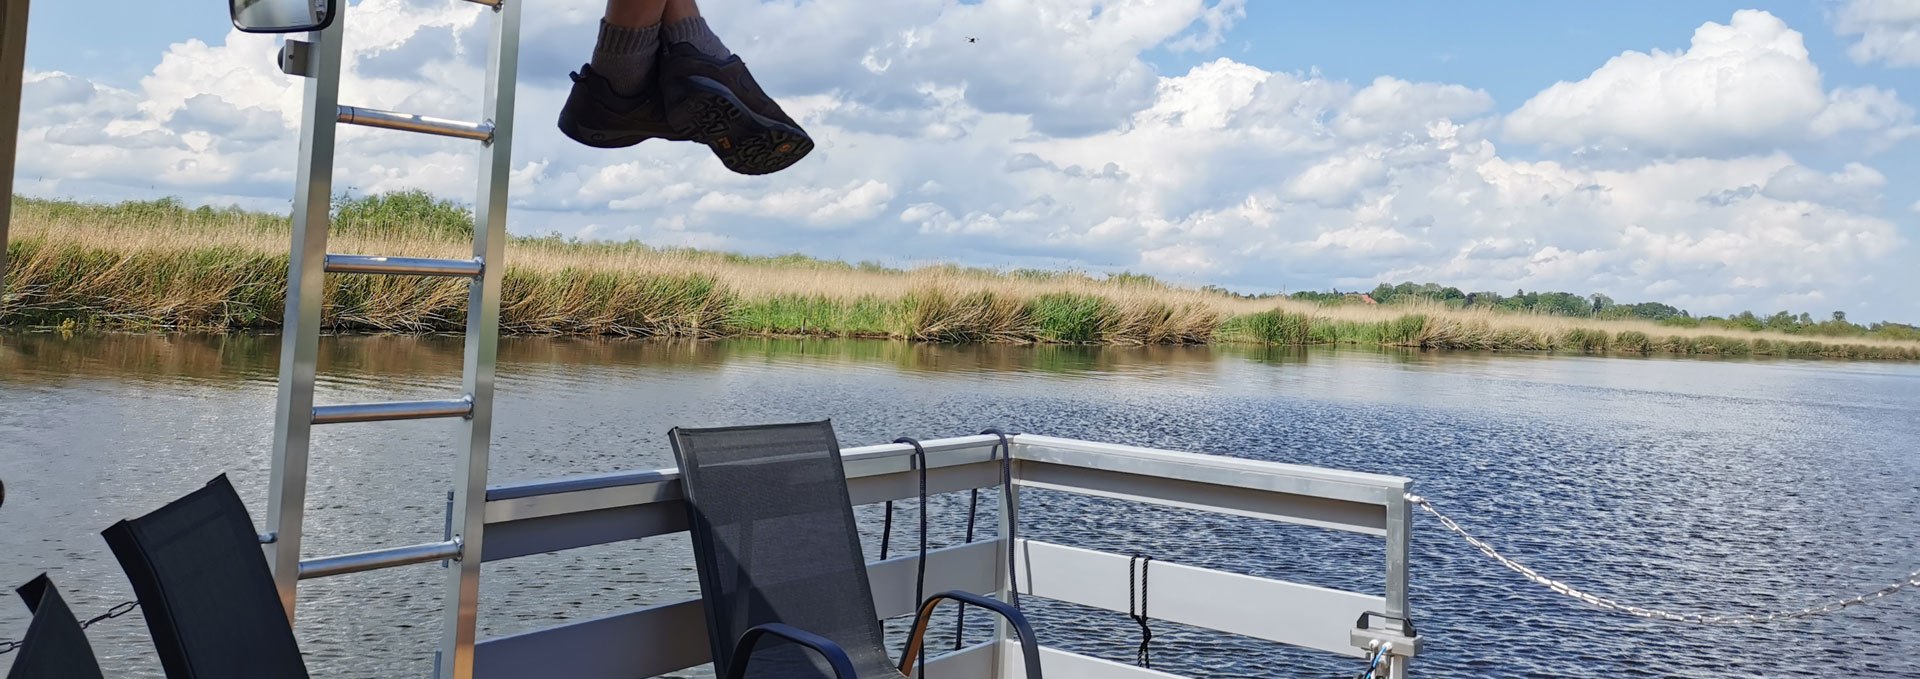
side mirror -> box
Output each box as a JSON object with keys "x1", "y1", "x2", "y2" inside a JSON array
[{"x1": 230, "y1": 0, "x2": 336, "y2": 34}]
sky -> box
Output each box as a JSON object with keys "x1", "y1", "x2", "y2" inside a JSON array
[{"x1": 14, "y1": 0, "x2": 1920, "y2": 321}]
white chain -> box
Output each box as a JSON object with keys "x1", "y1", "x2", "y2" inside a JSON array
[{"x1": 1407, "y1": 494, "x2": 1920, "y2": 625}]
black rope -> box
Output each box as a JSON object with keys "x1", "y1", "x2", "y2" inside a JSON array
[
  {"x1": 880, "y1": 500, "x2": 894, "y2": 560},
  {"x1": 981, "y1": 428, "x2": 1019, "y2": 609},
  {"x1": 1128, "y1": 555, "x2": 1154, "y2": 668},
  {"x1": 893, "y1": 438, "x2": 931, "y2": 621},
  {"x1": 894, "y1": 437, "x2": 933, "y2": 675},
  {"x1": 953, "y1": 487, "x2": 980, "y2": 650}
]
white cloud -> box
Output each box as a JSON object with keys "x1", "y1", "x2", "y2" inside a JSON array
[
  {"x1": 691, "y1": 179, "x2": 896, "y2": 227},
  {"x1": 1835, "y1": 0, "x2": 1920, "y2": 67},
  {"x1": 15, "y1": 0, "x2": 1919, "y2": 319},
  {"x1": 1284, "y1": 151, "x2": 1388, "y2": 207},
  {"x1": 1335, "y1": 76, "x2": 1494, "y2": 139},
  {"x1": 1760, "y1": 163, "x2": 1886, "y2": 210},
  {"x1": 1506, "y1": 10, "x2": 1915, "y2": 154}
]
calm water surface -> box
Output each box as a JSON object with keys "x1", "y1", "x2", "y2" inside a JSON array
[{"x1": 1, "y1": 332, "x2": 1916, "y2": 677}]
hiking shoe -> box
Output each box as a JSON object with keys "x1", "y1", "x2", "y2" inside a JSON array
[
  {"x1": 659, "y1": 42, "x2": 814, "y2": 175},
  {"x1": 557, "y1": 63, "x2": 689, "y2": 149}
]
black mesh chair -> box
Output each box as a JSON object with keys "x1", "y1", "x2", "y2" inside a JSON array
[
  {"x1": 101, "y1": 474, "x2": 311, "y2": 679},
  {"x1": 5, "y1": 575, "x2": 104, "y2": 679},
  {"x1": 669, "y1": 421, "x2": 1041, "y2": 679}
]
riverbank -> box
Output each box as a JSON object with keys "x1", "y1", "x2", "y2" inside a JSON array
[{"x1": 5, "y1": 197, "x2": 1919, "y2": 360}]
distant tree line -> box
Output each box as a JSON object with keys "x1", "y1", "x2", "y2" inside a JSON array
[{"x1": 1203, "y1": 280, "x2": 1919, "y2": 342}]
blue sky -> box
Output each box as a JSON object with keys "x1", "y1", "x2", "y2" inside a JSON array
[{"x1": 14, "y1": 1, "x2": 1920, "y2": 321}]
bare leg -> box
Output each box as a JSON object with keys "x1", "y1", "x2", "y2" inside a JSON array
[
  {"x1": 606, "y1": 0, "x2": 668, "y2": 29},
  {"x1": 661, "y1": 0, "x2": 699, "y2": 26}
]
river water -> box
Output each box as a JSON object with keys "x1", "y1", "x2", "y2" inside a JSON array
[{"x1": 1, "y1": 332, "x2": 1916, "y2": 677}]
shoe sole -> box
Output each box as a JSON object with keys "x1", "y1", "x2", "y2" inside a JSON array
[
  {"x1": 557, "y1": 110, "x2": 652, "y2": 149},
  {"x1": 667, "y1": 76, "x2": 813, "y2": 176}
]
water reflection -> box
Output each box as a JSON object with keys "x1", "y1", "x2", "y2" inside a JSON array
[{"x1": 1, "y1": 331, "x2": 1917, "y2": 678}]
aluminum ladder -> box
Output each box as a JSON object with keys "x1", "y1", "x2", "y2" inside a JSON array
[{"x1": 261, "y1": 1, "x2": 521, "y2": 677}]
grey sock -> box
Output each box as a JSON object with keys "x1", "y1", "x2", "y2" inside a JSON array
[
  {"x1": 663, "y1": 16, "x2": 731, "y2": 59},
  {"x1": 589, "y1": 20, "x2": 661, "y2": 97}
]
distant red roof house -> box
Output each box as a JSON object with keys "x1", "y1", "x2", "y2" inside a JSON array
[{"x1": 1343, "y1": 293, "x2": 1379, "y2": 305}]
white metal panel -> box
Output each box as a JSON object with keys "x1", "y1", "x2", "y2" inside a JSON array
[
  {"x1": 478, "y1": 461, "x2": 1005, "y2": 561},
  {"x1": 483, "y1": 436, "x2": 1005, "y2": 524},
  {"x1": 1025, "y1": 646, "x2": 1190, "y2": 679},
  {"x1": 915, "y1": 640, "x2": 997, "y2": 677},
  {"x1": 1017, "y1": 460, "x2": 1389, "y2": 536},
  {"x1": 1014, "y1": 540, "x2": 1381, "y2": 659},
  {"x1": 475, "y1": 540, "x2": 1003, "y2": 679},
  {"x1": 919, "y1": 642, "x2": 1193, "y2": 679},
  {"x1": 871, "y1": 540, "x2": 1001, "y2": 618},
  {"x1": 1013, "y1": 435, "x2": 1410, "y2": 504}
]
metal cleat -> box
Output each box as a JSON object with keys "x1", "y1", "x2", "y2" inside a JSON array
[{"x1": 1350, "y1": 611, "x2": 1422, "y2": 659}]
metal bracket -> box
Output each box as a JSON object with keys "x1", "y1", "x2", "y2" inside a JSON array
[
  {"x1": 1350, "y1": 611, "x2": 1422, "y2": 657},
  {"x1": 279, "y1": 39, "x2": 316, "y2": 78},
  {"x1": 441, "y1": 490, "x2": 455, "y2": 567}
]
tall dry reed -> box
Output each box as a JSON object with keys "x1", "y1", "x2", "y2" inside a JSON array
[{"x1": 5, "y1": 198, "x2": 1919, "y2": 360}]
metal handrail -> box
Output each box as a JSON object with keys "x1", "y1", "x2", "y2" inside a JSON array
[
  {"x1": 472, "y1": 434, "x2": 1418, "y2": 679},
  {"x1": 299, "y1": 539, "x2": 462, "y2": 580}
]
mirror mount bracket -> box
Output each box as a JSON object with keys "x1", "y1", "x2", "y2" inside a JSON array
[{"x1": 279, "y1": 39, "x2": 315, "y2": 78}]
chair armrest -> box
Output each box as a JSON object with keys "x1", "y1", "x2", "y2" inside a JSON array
[
  {"x1": 897, "y1": 591, "x2": 1041, "y2": 679},
  {"x1": 726, "y1": 622, "x2": 860, "y2": 679}
]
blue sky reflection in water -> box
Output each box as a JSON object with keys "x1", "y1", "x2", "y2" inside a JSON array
[{"x1": 0, "y1": 333, "x2": 1916, "y2": 677}]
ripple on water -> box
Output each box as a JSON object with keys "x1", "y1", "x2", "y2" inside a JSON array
[{"x1": 1, "y1": 334, "x2": 1916, "y2": 678}]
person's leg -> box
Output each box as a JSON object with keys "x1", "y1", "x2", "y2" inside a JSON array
[
  {"x1": 659, "y1": 0, "x2": 729, "y2": 58},
  {"x1": 607, "y1": 0, "x2": 667, "y2": 28},
  {"x1": 592, "y1": 0, "x2": 669, "y2": 97},
  {"x1": 660, "y1": 0, "x2": 697, "y2": 27}
]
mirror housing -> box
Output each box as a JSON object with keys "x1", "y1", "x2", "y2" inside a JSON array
[{"x1": 230, "y1": 0, "x2": 337, "y2": 34}]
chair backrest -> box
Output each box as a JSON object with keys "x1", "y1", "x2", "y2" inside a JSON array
[
  {"x1": 101, "y1": 475, "x2": 310, "y2": 679},
  {"x1": 6, "y1": 575, "x2": 103, "y2": 679},
  {"x1": 670, "y1": 420, "x2": 897, "y2": 679}
]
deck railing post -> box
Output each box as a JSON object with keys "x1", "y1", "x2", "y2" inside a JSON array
[{"x1": 1384, "y1": 486, "x2": 1412, "y2": 679}]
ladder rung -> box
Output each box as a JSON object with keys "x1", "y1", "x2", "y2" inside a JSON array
[
  {"x1": 312, "y1": 398, "x2": 472, "y2": 425},
  {"x1": 324, "y1": 254, "x2": 483, "y2": 278},
  {"x1": 462, "y1": 0, "x2": 501, "y2": 6},
  {"x1": 298, "y1": 539, "x2": 463, "y2": 580},
  {"x1": 337, "y1": 105, "x2": 493, "y2": 142}
]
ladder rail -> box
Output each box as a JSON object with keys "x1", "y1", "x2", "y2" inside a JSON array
[
  {"x1": 264, "y1": 9, "x2": 521, "y2": 679},
  {"x1": 439, "y1": 0, "x2": 521, "y2": 675},
  {"x1": 263, "y1": 11, "x2": 346, "y2": 623}
]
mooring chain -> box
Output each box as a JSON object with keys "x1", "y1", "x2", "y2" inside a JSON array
[
  {"x1": 0, "y1": 599, "x2": 139, "y2": 655},
  {"x1": 1408, "y1": 494, "x2": 1920, "y2": 625}
]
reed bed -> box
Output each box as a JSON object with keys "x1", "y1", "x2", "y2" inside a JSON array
[{"x1": 5, "y1": 199, "x2": 1919, "y2": 361}]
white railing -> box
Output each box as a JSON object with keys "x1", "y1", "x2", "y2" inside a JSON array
[{"x1": 472, "y1": 434, "x2": 1419, "y2": 678}]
